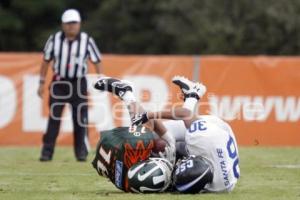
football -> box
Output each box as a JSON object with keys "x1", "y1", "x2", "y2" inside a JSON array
[{"x1": 152, "y1": 138, "x2": 167, "y2": 154}]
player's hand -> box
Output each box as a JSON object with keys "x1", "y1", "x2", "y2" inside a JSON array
[
  {"x1": 37, "y1": 85, "x2": 44, "y2": 98},
  {"x1": 131, "y1": 112, "x2": 149, "y2": 126}
]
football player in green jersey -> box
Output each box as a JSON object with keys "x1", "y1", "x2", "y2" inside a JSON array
[{"x1": 92, "y1": 77, "x2": 176, "y2": 192}]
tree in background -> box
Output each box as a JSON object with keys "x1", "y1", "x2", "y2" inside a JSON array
[{"x1": 0, "y1": 0, "x2": 299, "y2": 55}]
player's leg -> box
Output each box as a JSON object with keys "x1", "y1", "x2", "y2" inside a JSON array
[
  {"x1": 94, "y1": 77, "x2": 154, "y2": 128},
  {"x1": 94, "y1": 77, "x2": 139, "y2": 116},
  {"x1": 159, "y1": 76, "x2": 206, "y2": 141},
  {"x1": 40, "y1": 88, "x2": 65, "y2": 161},
  {"x1": 71, "y1": 101, "x2": 89, "y2": 161},
  {"x1": 169, "y1": 76, "x2": 207, "y2": 158},
  {"x1": 172, "y1": 75, "x2": 206, "y2": 113},
  {"x1": 71, "y1": 78, "x2": 89, "y2": 161}
]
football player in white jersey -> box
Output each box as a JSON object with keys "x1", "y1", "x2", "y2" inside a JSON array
[
  {"x1": 94, "y1": 76, "x2": 240, "y2": 193},
  {"x1": 132, "y1": 76, "x2": 240, "y2": 193}
]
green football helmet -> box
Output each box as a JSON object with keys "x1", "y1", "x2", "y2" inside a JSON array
[{"x1": 127, "y1": 158, "x2": 173, "y2": 193}]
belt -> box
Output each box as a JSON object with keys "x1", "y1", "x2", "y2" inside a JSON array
[{"x1": 53, "y1": 74, "x2": 86, "y2": 82}]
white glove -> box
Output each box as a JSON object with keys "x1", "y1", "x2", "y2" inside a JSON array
[{"x1": 131, "y1": 112, "x2": 149, "y2": 126}]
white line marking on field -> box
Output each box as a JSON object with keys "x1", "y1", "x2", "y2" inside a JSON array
[{"x1": 271, "y1": 164, "x2": 300, "y2": 169}]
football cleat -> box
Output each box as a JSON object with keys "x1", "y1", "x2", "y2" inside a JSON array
[
  {"x1": 172, "y1": 76, "x2": 206, "y2": 100},
  {"x1": 94, "y1": 77, "x2": 133, "y2": 98}
]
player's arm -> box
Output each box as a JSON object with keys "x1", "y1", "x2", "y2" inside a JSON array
[
  {"x1": 38, "y1": 34, "x2": 54, "y2": 98},
  {"x1": 152, "y1": 119, "x2": 176, "y2": 150},
  {"x1": 127, "y1": 101, "x2": 155, "y2": 130},
  {"x1": 131, "y1": 108, "x2": 182, "y2": 165},
  {"x1": 131, "y1": 107, "x2": 197, "y2": 131},
  {"x1": 88, "y1": 37, "x2": 102, "y2": 75},
  {"x1": 37, "y1": 60, "x2": 51, "y2": 98},
  {"x1": 151, "y1": 119, "x2": 176, "y2": 164},
  {"x1": 147, "y1": 107, "x2": 197, "y2": 129},
  {"x1": 93, "y1": 61, "x2": 102, "y2": 75}
]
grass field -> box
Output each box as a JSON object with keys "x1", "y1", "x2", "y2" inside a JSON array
[{"x1": 0, "y1": 147, "x2": 299, "y2": 200}]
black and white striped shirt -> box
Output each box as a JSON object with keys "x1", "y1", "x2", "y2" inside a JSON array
[{"x1": 43, "y1": 31, "x2": 101, "y2": 79}]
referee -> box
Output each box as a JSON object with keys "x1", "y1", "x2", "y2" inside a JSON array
[{"x1": 37, "y1": 9, "x2": 101, "y2": 161}]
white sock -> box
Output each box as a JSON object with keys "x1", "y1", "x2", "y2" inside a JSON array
[
  {"x1": 122, "y1": 91, "x2": 136, "y2": 105},
  {"x1": 183, "y1": 97, "x2": 198, "y2": 113}
]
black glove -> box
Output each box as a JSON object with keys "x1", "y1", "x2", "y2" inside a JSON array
[{"x1": 131, "y1": 112, "x2": 149, "y2": 126}]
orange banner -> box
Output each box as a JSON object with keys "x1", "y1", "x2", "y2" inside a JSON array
[
  {"x1": 0, "y1": 53, "x2": 194, "y2": 146},
  {"x1": 0, "y1": 54, "x2": 299, "y2": 146},
  {"x1": 199, "y1": 56, "x2": 300, "y2": 146}
]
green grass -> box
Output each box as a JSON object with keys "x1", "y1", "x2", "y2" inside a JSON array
[{"x1": 0, "y1": 147, "x2": 300, "y2": 200}]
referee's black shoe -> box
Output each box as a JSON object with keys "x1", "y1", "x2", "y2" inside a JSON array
[
  {"x1": 94, "y1": 77, "x2": 132, "y2": 99},
  {"x1": 39, "y1": 155, "x2": 52, "y2": 162},
  {"x1": 76, "y1": 157, "x2": 87, "y2": 162}
]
